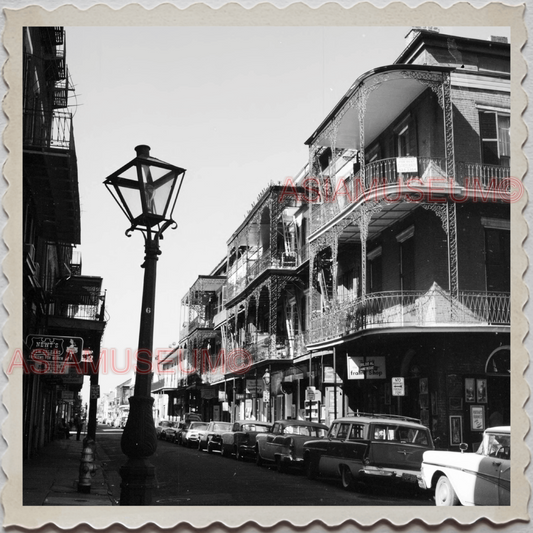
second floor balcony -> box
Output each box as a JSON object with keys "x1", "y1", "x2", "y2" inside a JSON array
[{"x1": 309, "y1": 283, "x2": 510, "y2": 345}]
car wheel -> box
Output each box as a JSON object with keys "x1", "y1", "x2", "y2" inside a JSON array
[
  {"x1": 255, "y1": 447, "x2": 263, "y2": 466},
  {"x1": 277, "y1": 457, "x2": 287, "y2": 474},
  {"x1": 435, "y1": 475, "x2": 459, "y2": 506},
  {"x1": 341, "y1": 465, "x2": 355, "y2": 491}
]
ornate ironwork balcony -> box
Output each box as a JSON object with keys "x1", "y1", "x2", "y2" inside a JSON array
[
  {"x1": 310, "y1": 286, "x2": 510, "y2": 344},
  {"x1": 225, "y1": 249, "x2": 308, "y2": 302}
]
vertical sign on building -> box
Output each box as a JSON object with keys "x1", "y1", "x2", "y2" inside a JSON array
[{"x1": 392, "y1": 377, "x2": 405, "y2": 396}]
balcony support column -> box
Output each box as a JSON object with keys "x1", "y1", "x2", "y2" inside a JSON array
[
  {"x1": 422, "y1": 201, "x2": 459, "y2": 298},
  {"x1": 442, "y1": 74, "x2": 456, "y2": 184},
  {"x1": 358, "y1": 202, "x2": 384, "y2": 300}
]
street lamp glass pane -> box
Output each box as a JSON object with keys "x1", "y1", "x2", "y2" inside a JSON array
[
  {"x1": 141, "y1": 164, "x2": 175, "y2": 217},
  {"x1": 119, "y1": 181, "x2": 143, "y2": 220}
]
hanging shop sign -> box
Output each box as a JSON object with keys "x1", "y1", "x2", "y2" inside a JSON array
[
  {"x1": 246, "y1": 379, "x2": 264, "y2": 395},
  {"x1": 200, "y1": 387, "x2": 217, "y2": 399},
  {"x1": 26, "y1": 335, "x2": 84, "y2": 374},
  {"x1": 218, "y1": 390, "x2": 227, "y2": 402},
  {"x1": 346, "y1": 356, "x2": 386, "y2": 380},
  {"x1": 263, "y1": 390, "x2": 270, "y2": 403}
]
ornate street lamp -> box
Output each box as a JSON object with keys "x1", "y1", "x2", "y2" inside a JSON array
[{"x1": 104, "y1": 145, "x2": 186, "y2": 505}]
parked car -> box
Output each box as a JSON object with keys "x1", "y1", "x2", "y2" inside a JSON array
[
  {"x1": 198, "y1": 421, "x2": 234, "y2": 453},
  {"x1": 220, "y1": 420, "x2": 272, "y2": 459},
  {"x1": 160, "y1": 421, "x2": 179, "y2": 441},
  {"x1": 156, "y1": 420, "x2": 174, "y2": 439},
  {"x1": 303, "y1": 414, "x2": 434, "y2": 491},
  {"x1": 255, "y1": 419, "x2": 329, "y2": 472},
  {"x1": 182, "y1": 421, "x2": 209, "y2": 448},
  {"x1": 419, "y1": 426, "x2": 510, "y2": 506},
  {"x1": 174, "y1": 414, "x2": 203, "y2": 444}
]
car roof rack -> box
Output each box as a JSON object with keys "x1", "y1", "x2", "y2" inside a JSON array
[{"x1": 349, "y1": 412, "x2": 422, "y2": 424}]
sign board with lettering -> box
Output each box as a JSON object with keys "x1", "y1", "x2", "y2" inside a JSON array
[
  {"x1": 347, "y1": 356, "x2": 386, "y2": 380},
  {"x1": 396, "y1": 156, "x2": 418, "y2": 173},
  {"x1": 26, "y1": 335, "x2": 84, "y2": 374},
  {"x1": 90, "y1": 385, "x2": 100, "y2": 400},
  {"x1": 246, "y1": 379, "x2": 263, "y2": 394},
  {"x1": 392, "y1": 377, "x2": 405, "y2": 396}
]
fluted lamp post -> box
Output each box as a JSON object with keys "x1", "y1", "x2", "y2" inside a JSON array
[{"x1": 104, "y1": 145, "x2": 186, "y2": 505}]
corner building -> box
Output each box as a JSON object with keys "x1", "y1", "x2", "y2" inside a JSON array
[{"x1": 304, "y1": 29, "x2": 510, "y2": 448}]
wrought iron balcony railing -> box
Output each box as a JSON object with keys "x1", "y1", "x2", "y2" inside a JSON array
[
  {"x1": 310, "y1": 288, "x2": 510, "y2": 344},
  {"x1": 310, "y1": 156, "x2": 448, "y2": 232},
  {"x1": 23, "y1": 109, "x2": 73, "y2": 151},
  {"x1": 310, "y1": 157, "x2": 510, "y2": 234},
  {"x1": 456, "y1": 161, "x2": 510, "y2": 189},
  {"x1": 225, "y1": 248, "x2": 309, "y2": 301}
]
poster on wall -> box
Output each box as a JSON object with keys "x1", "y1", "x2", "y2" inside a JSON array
[
  {"x1": 450, "y1": 415, "x2": 463, "y2": 446},
  {"x1": 471, "y1": 405, "x2": 485, "y2": 431},
  {"x1": 476, "y1": 379, "x2": 488, "y2": 403},
  {"x1": 465, "y1": 378, "x2": 476, "y2": 402}
]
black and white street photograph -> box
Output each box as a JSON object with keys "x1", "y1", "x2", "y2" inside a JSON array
[{"x1": 2, "y1": 1, "x2": 530, "y2": 531}]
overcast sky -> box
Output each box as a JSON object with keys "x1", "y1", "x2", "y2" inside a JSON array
[{"x1": 65, "y1": 25, "x2": 510, "y2": 398}]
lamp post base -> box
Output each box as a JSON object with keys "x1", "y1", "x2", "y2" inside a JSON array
[{"x1": 119, "y1": 457, "x2": 156, "y2": 505}]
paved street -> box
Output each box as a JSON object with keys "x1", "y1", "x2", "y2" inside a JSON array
[{"x1": 96, "y1": 425, "x2": 433, "y2": 506}]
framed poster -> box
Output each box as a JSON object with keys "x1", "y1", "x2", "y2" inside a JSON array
[
  {"x1": 465, "y1": 377, "x2": 476, "y2": 403},
  {"x1": 450, "y1": 415, "x2": 463, "y2": 446},
  {"x1": 476, "y1": 378, "x2": 488, "y2": 403},
  {"x1": 471, "y1": 405, "x2": 486, "y2": 432}
]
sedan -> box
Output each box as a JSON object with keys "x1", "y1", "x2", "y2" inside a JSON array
[
  {"x1": 182, "y1": 422, "x2": 209, "y2": 448},
  {"x1": 156, "y1": 420, "x2": 174, "y2": 440},
  {"x1": 161, "y1": 422, "x2": 179, "y2": 442},
  {"x1": 255, "y1": 419, "x2": 329, "y2": 473},
  {"x1": 198, "y1": 421, "x2": 233, "y2": 453},
  {"x1": 220, "y1": 421, "x2": 272, "y2": 459},
  {"x1": 419, "y1": 426, "x2": 510, "y2": 506}
]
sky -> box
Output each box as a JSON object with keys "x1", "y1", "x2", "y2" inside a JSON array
[{"x1": 64, "y1": 25, "x2": 511, "y2": 399}]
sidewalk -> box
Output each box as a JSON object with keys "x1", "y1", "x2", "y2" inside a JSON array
[{"x1": 23, "y1": 435, "x2": 117, "y2": 506}]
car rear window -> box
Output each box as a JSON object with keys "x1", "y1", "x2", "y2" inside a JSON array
[{"x1": 190, "y1": 422, "x2": 208, "y2": 430}]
